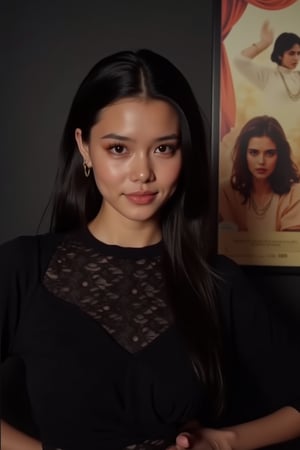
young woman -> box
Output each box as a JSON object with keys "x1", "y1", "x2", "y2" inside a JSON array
[
  {"x1": 219, "y1": 115, "x2": 300, "y2": 232},
  {"x1": 1, "y1": 50, "x2": 300, "y2": 450}
]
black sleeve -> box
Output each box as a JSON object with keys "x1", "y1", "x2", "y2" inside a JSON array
[
  {"x1": 0, "y1": 236, "x2": 39, "y2": 362},
  {"x1": 215, "y1": 256, "x2": 300, "y2": 414}
]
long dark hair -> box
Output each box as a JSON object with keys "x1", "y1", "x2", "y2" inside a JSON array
[
  {"x1": 50, "y1": 49, "x2": 224, "y2": 413},
  {"x1": 231, "y1": 115, "x2": 300, "y2": 203},
  {"x1": 271, "y1": 32, "x2": 300, "y2": 65}
]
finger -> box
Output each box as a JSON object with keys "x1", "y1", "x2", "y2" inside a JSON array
[{"x1": 176, "y1": 432, "x2": 191, "y2": 448}]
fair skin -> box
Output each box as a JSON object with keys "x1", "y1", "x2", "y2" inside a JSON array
[
  {"x1": 241, "y1": 20, "x2": 300, "y2": 70},
  {"x1": 246, "y1": 135, "x2": 278, "y2": 207},
  {"x1": 75, "y1": 97, "x2": 182, "y2": 247},
  {"x1": 1, "y1": 421, "x2": 42, "y2": 450}
]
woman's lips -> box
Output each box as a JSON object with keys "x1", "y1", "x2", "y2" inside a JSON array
[
  {"x1": 255, "y1": 168, "x2": 267, "y2": 174},
  {"x1": 125, "y1": 191, "x2": 157, "y2": 205}
]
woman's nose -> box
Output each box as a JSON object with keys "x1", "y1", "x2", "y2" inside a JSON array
[
  {"x1": 258, "y1": 153, "x2": 265, "y2": 164},
  {"x1": 129, "y1": 154, "x2": 155, "y2": 183}
]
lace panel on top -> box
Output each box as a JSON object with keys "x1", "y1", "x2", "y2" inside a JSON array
[{"x1": 43, "y1": 236, "x2": 172, "y2": 353}]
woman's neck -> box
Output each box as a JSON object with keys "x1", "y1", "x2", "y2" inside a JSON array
[
  {"x1": 252, "y1": 178, "x2": 272, "y2": 196},
  {"x1": 88, "y1": 211, "x2": 162, "y2": 248}
]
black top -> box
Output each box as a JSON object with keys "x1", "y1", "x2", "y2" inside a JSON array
[{"x1": 0, "y1": 228, "x2": 299, "y2": 450}]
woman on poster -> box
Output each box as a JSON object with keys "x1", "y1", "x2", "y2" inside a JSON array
[
  {"x1": 233, "y1": 21, "x2": 300, "y2": 132},
  {"x1": 219, "y1": 115, "x2": 300, "y2": 232}
]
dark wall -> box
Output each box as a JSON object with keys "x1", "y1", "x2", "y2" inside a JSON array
[{"x1": 0, "y1": 0, "x2": 213, "y2": 243}]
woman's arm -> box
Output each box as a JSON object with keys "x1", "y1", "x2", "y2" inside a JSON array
[
  {"x1": 278, "y1": 183, "x2": 300, "y2": 231},
  {"x1": 1, "y1": 420, "x2": 42, "y2": 450},
  {"x1": 0, "y1": 240, "x2": 43, "y2": 449},
  {"x1": 233, "y1": 21, "x2": 274, "y2": 90},
  {"x1": 172, "y1": 406, "x2": 300, "y2": 449},
  {"x1": 226, "y1": 406, "x2": 300, "y2": 449},
  {"x1": 240, "y1": 20, "x2": 274, "y2": 60}
]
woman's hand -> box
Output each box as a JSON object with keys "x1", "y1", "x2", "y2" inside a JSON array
[
  {"x1": 168, "y1": 407, "x2": 300, "y2": 450},
  {"x1": 241, "y1": 20, "x2": 274, "y2": 58},
  {"x1": 166, "y1": 425, "x2": 236, "y2": 450},
  {"x1": 259, "y1": 20, "x2": 274, "y2": 47}
]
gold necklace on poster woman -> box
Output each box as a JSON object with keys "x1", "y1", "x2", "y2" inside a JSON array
[
  {"x1": 250, "y1": 193, "x2": 274, "y2": 217},
  {"x1": 277, "y1": 67, "x2": 300, "y2": 101}
]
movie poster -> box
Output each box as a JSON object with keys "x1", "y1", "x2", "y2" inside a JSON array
[{"x1": 218, "y1": 0, "x2": 300, "y2": 267}]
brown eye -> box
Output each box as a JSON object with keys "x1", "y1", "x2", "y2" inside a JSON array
[
  {"x1": 108, "y1": 144, "x2": 127, "y2": 154},
  {"x1": 265, "y1": 149, "x2": 277, "y2": 157},
  {"x1": 154, "y1": 144, "x2": 176, "y2": 154},
  {"x1": 248, "y1": 149, "x2": 259, "y2": 156}
]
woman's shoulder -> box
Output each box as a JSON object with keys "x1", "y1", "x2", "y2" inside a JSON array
[
  {"x1": 289, "y1": 181, "x2": 300, "y2": 196},
  {"x1": 0, "y1": 231, "x2": 66, "y2": 272},
  {"x1": 233, "y1": 54, "x2": 273, "y2": 73},
  {"x1": 219, "y1": 179, "x2": 241, "y2": 198},
  {"x1": 0, "y1": 231, "x2": 64, "y2": 253},
  {"x1": 279, "y1": 182, "x2": 300, "y2": 204},
  {"x1": 277, "y1": 183, "x2": 300, "y2": 230}
]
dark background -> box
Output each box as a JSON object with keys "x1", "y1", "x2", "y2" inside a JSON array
[{"x1": 1, "y1": 0, "x2": 299, "y2": 448}]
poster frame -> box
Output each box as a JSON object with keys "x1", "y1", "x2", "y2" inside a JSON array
[{"x1": 211, "y1": 0, "x2": 300, "y2": 274}]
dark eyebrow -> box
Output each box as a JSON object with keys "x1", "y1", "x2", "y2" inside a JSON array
[
  {"x1": 247, "y1": 148, "x2": 277, "y2": 151},
  {"x1": 155, "y1": 134, "x2": 179, "y2": 142},
  {"x1": 100, "y1": 133, "x2": 180, "y2": 142},
  {"x1": 101, "y1": 133, "x2": 132, "y2": 141}
]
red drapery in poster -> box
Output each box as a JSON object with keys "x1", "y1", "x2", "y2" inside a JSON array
[{"x1": 220, "y1": 0, "x2": 298, "y2": 139}]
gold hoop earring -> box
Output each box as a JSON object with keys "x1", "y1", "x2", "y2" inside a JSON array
[{"x1": 83, "y1": 161, "x2": 91, "y2": 178}]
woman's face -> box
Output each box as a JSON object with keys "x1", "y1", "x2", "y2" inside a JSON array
[
  {"x1": 279, "y1": 43, "x2": 300, "y2": 69},
  {"x1": 246, "y1": 136, "x2": 278, "y2": 181},
  {"x1": 76, "y1": 97, "x2": 182, "y2": 226}
]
